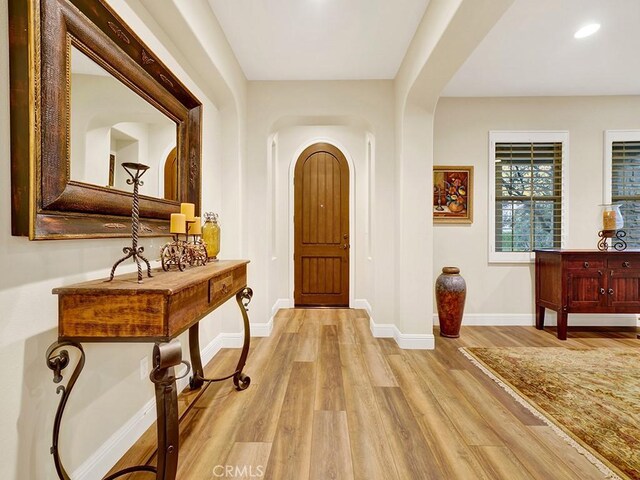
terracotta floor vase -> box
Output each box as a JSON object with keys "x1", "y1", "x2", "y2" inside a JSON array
[{"x1": 435, "y1": 266, "x2": 466, "y2": 338}]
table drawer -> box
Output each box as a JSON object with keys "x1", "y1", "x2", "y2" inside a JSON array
[
  {"x1": 566, "y1": 258, "x2": 605, "y2": 270},
  {"x1": 607, "y1": 256, "x2": 640, "y2": 269},
  {"x1": 208, "y1": 264, "x2": 247, "y2": 306},
  {"x1": 210, "y1": 274, "x2": 234, "y2": 304}
]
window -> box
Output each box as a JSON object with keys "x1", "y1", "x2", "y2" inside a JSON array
[
  {"x1": 489, "y1": 131, "x2": 568, "y2": 263},
  {"x1": 605, "y1": 131, "x2": 640, "y2": 249}
]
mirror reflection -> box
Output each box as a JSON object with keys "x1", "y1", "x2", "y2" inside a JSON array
[{"x1": 70, "y1": 46, "x2": 178, "y2": 200}]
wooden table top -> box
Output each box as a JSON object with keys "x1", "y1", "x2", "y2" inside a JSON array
[{"x1": 53, "y1": 260, "x2": 250, "y2": 296}]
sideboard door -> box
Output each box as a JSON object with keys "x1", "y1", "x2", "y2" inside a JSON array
[
  {"x1": 567, "y1": 270, "x2": 605, "y2": 310},
  {"x1": 608, "y1": 270, "x2": 640, "y2": 308}
]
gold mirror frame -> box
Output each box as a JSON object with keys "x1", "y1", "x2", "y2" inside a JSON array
[{"x1": 9, "y1": 0, "x2": 202, "y2": 239}]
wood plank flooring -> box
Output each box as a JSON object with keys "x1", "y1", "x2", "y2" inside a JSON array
[{"x1": 110, "y1": 309, "x2": 639, "y2": 479}]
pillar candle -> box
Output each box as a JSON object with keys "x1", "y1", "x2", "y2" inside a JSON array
[
  {"x1": 188, "y1": 217, "x2": 202, "y2": 235},
  {"x1": 603, "y1": 210, "x2": 617, "y2": 230},
  {"x1": 170, "y1": 213, "x2": 186, "y2": 234},
  {"x1": 180, "y1": 203, "x2": 195, "y2": 221}
]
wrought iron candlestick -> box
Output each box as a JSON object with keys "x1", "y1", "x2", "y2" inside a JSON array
[
  {"x1": 597, "y1": 229, "x2": 627, "y2": 251},
  {"x1": 109, "y1": 163, "x2": 153, "y2": 283}
]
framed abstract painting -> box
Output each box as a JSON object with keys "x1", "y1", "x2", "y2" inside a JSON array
[{"x1": 433, "y1": 166, "x2": 473, "y2": 224}]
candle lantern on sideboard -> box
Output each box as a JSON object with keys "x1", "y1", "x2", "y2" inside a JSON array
[
  {"x1": 160, "y1": 203, "x2": 207, "y2": 271},
  {"x1": 202, "y1": 212, "x2": 221, "y2": 261},
  {"x1": 598, "y1": 204, "x2": 627, "y2": 251}
]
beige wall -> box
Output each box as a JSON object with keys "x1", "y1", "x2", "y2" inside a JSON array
[{"x1": 433, "y1": 96, "x2": 640, "y2": 319}]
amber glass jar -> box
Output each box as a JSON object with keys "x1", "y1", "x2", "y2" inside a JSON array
[{"x1": 202, "y1": 212, "x2": 220, "y2": 260}]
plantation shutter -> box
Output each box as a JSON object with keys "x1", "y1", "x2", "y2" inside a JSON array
[
  {"x1": 612, "y1": 141, "x2": 640, "y2": 248},
  {"x1": 494, "y1": 142, "x2": 563, "y2": 252}
]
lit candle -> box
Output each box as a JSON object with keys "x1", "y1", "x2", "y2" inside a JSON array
[
  {"x1": 188, "y1": 217, "x2": 202, "y2": 235},
  {"x1": 603, "y1": 210, "x2": 617, "y2": 230},
  {"x1": 170, "y1": 213, "x2": 186, "y2": 234},
  {"x1": 180, "y1": 203, "x2": 195, "y2": 222}
]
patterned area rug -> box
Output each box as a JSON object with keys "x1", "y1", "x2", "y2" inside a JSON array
[{"x1": 460, "y1": 347, "x2": 640, "y2": 480}]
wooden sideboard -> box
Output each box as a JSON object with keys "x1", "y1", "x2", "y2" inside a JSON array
[
  {"x1": 535, "y1": 250, "x2": 640, "y2": 339},
  {"x1": 45, "y1": 260, "x2": 252, "y2": 480}
]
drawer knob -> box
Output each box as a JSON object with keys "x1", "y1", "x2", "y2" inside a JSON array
[
  {"x1": 583, "y1": 262, "x2": 589, "y2": 268},
  {"x1": 623, "y1": 261, "x2": 631, "y2": 268}
]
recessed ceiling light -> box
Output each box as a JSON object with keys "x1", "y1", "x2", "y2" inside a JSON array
[{"x1": 574, "y1": 23, "x2": 600, "y2": 39}]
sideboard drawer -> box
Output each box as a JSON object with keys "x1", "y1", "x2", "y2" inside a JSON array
[
  {"x1": 607, "y1": 257, "x2": 639, "y2": 269},
  {"x1": 566, "y1": 258, "x2": 605, "y2": 270},
  {"x1": 210, "y1": 274, "x2": 234, "y2": 304}
]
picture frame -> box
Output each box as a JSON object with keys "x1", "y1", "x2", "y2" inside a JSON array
[{"x1": 433, "y1": 165, "x2": 473, "y2": 224}]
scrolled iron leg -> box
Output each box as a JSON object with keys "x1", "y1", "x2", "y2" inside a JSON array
[
  {"x1": 188, "y1": 324, "x2": 205, "y2": 390},
  {"x1": 188, "y1": 287, "x2": 253, "y2": 391},
  {"x1": 149, "y1": 341, "x2": 190, "y2": 480},
  {"x1": 46, "y1": 341, "x2": 85, "y2": 480},
  {"x1": 233, "y1": 287, "x2": 253, "y2": 391}
]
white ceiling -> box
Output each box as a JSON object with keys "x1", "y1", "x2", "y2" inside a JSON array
[
  {"x1": 207, "y1": 0, "x2": 430, "y2": 80},
  {"x1": 442, "y1": 0, "x2": 640, "y2": 97}
]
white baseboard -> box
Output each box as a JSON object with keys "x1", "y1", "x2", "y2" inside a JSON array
[
  {"x1": 71, "y1": 397, "x2": 157, "y2": 480},
  {"x1": 368, "y1": 317, "x2": 396, "y2": 338},
  {"x1": 353, "y1": 298, "x2": 372, "y2": 313},
  {"x1": 369, "y1": 317, "x2": 435, "y2": 350},
  {"x1": 271, "y1": 298, "x2": 292, "y2": 316},
  {"x1": 251, "y1": 317, "x2": 273, "y2": 337},
  {"x1": 433, "y1": 313, "x2": 639, "y2": 327},
  {"x1": 72, "y1": 331, "x2": 242, "y2": 480}
]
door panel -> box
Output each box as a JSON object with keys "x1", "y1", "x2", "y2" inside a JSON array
[
  {"x1": 567, "y1": 271, "x2": 605, "y2": 309},
  {"x1": 295, "y1": 143, "x2": 349, "y2": 306},
  {"x1": 608, "y1": 270, "x2": 640, "y2": 308}
]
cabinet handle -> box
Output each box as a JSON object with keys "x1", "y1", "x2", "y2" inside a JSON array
[
  {"x1": 583, "y1": 262, "x2": 589, "y2": 268},
  {"x1": 608, "y1": 288, "x2": 614, "y2": 295},
  {"x1": 623, "y1": 261, "x2": 631, "y2": 268},
  {"x1": 598, "y1": 270, "x2": 603, "y2": 276},
  {"x1": 600, "y1": 288, "x2": 606, "y2": 295}
]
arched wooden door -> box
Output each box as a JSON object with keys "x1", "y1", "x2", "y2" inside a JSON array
[
  {"x1": 163, "y1": 147, "x2": 178, "y2": 201},
  {"x1": 294, "y1": 143, "x2": 350, "y2": 307}
]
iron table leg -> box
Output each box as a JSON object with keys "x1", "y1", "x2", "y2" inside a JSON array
[
  {"x1": 189, "y1": 287, "x2": 253, "y2": 391},
  {"x1": 149, "y1": 342, "x2": 188, "y2": 480},
  {"x1": 46, "y1": 341, "x2": 189, "y2": 480}
]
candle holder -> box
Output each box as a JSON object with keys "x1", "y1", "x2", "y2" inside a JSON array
[
  {"x1": 597, "y1": 229, "x2": 627, "y2": 251},
  {"x1": 160, "y1": 220, "x2": 207, "y2": 271},
  {"x1": 598, "y1": 204, "x2": 627, "y2": 251},
  {"x1": 108, "y1": 163, "x2": 153, "y2": 283}
]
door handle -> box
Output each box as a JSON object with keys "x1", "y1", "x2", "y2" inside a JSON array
[{"x1": 341, "y1": 244, "x2": 350, "y2": 250}]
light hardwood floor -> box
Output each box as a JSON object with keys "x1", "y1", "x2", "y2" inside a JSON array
[{"x1": 111, "y1": 309, "x2": 638, "y2": 479}]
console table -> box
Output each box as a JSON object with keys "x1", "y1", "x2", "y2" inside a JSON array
[
  {"x1": 45, "y1": 260, "x2": 252, "y2": 480},
  {"x1": 535, "y1": 250, "x2": 640, "y2": 339}
]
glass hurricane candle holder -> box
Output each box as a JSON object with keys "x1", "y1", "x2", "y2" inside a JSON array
[
  {"x1": 600, "y1": 204, "x2": 624, "y2": 231},
  {"x1": 598, "y1": 204, "x2": 627, "y2": 251}
]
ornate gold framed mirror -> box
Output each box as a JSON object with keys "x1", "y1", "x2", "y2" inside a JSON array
[{"x1": 9, "y1": 0, "x2": 202, "y2": 239}]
